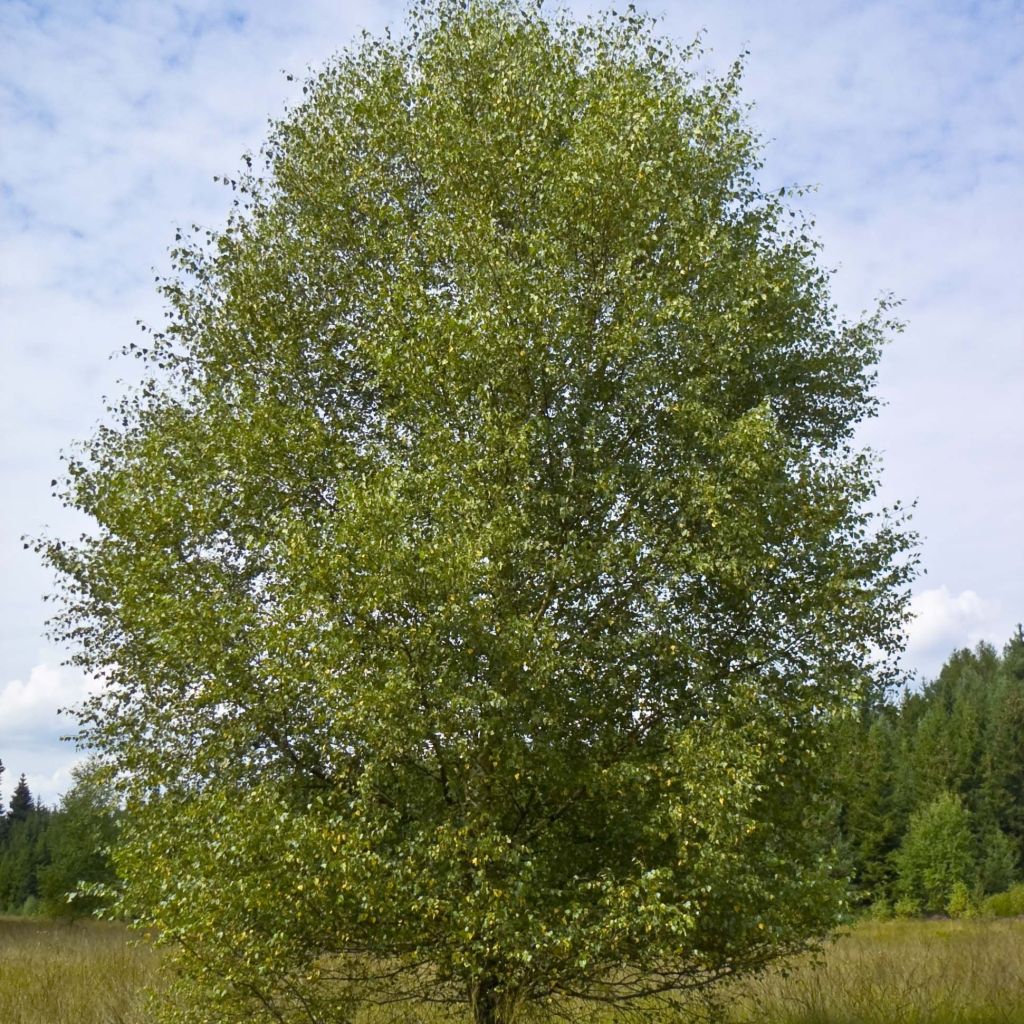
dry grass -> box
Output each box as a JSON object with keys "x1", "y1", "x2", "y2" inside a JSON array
[
  {"x1": 0, "y1": 915, "x2": 156, "y2": 1024},
  {"x1": 722, "y1": 917, "x2": 1024, "y2": 1024},
  {"x1": 2, "y1": 915, "x2": 1023, "y2": 1023}
]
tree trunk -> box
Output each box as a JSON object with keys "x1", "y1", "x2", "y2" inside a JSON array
[{"x1": 470, "y1": 975, "x2": 520, "y2": 1024}]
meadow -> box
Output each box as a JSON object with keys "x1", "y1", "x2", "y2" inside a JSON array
[
  {"x1": 1, "y1": 915, "x2": 1022, "y2": 1024},
  {"x1": 722, "y1": 918, "x2": 1024, "y2": 1024},
  {"x1": 0, "y1": 916, "x2": 155, "y2": 1024}
]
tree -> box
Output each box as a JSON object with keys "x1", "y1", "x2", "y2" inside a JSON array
[
  {"x1": 980, "y1": 632, "x2": 1024, "y2": 859},
  {"x1": 8, "y1": 775, "x2": 34, "y2": 824},
  {"x1": 43, "y1": 2, "x2": 914, "y2": 1021},
  {"x1": 38, "y1": 760, "x2": 120, "y2": 918},
  {"x1": 834, "y1": 710, "x2": 901, "y2": 899},
  {"x1": 0, "y1": 781, "x2": 51, "y2": 913},
  {"x1": 893, "y1": 792, "x2": 976, "y2": 913}
]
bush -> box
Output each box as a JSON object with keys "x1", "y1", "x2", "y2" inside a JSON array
[
  {"x1": 980, "y1": 883, "x2": 1024, "y2": 918},
  {"x1": 946, "y1": 880, "x2": 974, "y2": 919},
  {"x1": 868, "y1": 896, "x2": 893, "y2": 921},
  {"x1": 893, "y1": 895, "x2": 920, "y2": 918}
]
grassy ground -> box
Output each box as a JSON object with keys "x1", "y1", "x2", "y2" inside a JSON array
[
  {"x1": 1, "y1": 915, "x2": 1022, "y2": 1023},
  {"x1": 0, "y1": 915, "x2": 155, "y2": 1024},
  {"x1": 722, "y1": 918, "x2": 1024, "y2": 1024}
]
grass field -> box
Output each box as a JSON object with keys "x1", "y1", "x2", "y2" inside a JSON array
[
  {"x1": 0, "y1": 916, "x2": 155, "y2": 1024},
  {"x1": 722, "y1": 918, "x2": 1024, "y2": 1024},
  {"x1": 2, "y1": 915, "x2": 1022, "y2": 1023}
]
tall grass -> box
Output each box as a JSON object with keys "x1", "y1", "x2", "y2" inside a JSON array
[
  {"x1": 723, "y1": 918, "x2": 1024, "y2": 1024},
  {"x1": 0, "y1": 915, "x2": 155, "y2": 1024},
  {"x1": 1, "y1": 916, "x2": 1022, "y2": 1023}
]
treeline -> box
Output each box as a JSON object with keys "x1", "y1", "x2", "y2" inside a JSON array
[
  {"x1": 0, "y1": 761, "x2": 117, "y2": 916},
  {"x1": 836, "y1": 627, "x2": 1024, "y2": 914}
]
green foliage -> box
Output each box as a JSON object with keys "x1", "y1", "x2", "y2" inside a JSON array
[
  {"x1": 867, "y1": 896, "x2": 893, "y2": 921},
  {"x1": 836, "y1": 630, "x2": 1024, "y2": 907},
  {"x1": 42, "y1": 1, "x2": 913, "y2": 1021},
  {"x1": 0, "y1": 762, "x2": 119, "y2": 919},
  {"x1": 945, "y1": 880, "x2": 973, "y2": 919},
  {"x1": 892, "y1": 895, "x2": 920, "y2": 919},
  {"x1": 8, "y1": 776, "x2": 34, "y2": 824},
  {"x1": 834, "y1": 709, "x2": 902, "y2": 896},
  {"x1": 0, "y1": 777, "x2": 51, "y2": 913},
  {"x1": 979, "y1": 883, "x2": 1024, "y2": 918},
  {"x1": 37, "y1": 762, "x2": 119, "y2": 918},
  {"x1": 977, "y1": 826, "x2": 1018, "y2": 896},
  {"x1": 893, "y1": 792, "x2": 976, "y2": 913}
]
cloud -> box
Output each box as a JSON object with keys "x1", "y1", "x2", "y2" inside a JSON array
[
  {"x1": 0, "y1": 661, "x2": 98, "y2": 740},
  {"x1": 904, "y1": 586, "x2": 1010, "y2": 682},
  {"x1": 0, "y1": 662, "x2": 100, "y2": 806}
]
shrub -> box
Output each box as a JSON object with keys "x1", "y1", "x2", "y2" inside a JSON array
[
  {"x1": 893, "y1": 895, "x2": 920, "y2": 918},
  {"x1": 980, "y1": 883, "x2": 1024, "y2": 918},
  {"x1": 868, "y1": 896, "x2": 893, "y2": 921},
  {"x1": 946, "y1": 880, "x2": 974, "y2": 918}
]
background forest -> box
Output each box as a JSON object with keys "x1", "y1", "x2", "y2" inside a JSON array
[
  {"x1": 837, "y1": 627, "x2": 1024, "y2": 915},
  {"x1": 2, "y1": 628, "x2": 1023, "y2": 920}
]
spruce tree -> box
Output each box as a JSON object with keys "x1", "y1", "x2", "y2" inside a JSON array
[{"x1": 8, "y1": 775, "x2": 34, "y2": 823}]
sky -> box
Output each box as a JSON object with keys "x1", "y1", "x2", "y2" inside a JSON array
[{"x1": 1, "y1": 0, "x2": 1021, "y2": 806}]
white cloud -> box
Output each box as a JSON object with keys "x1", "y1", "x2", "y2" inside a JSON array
[
  {"x1": 0, "y1": 662, "x2": 100, "y2": 806},
  {"x1": 0, "y1": 661, "x2": 98, "y2": 739},
  {"x1": 904, "y1": 586, "x2": 1010, "y2": 681}
]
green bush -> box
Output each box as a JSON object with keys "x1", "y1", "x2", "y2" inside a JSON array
[
  {"x1": 867, "y1": 896, "x2": 893, "y2": 921},
  {"x1": 893, "y1": 895, "x2": 920, "y2": 918},
  {"x1": 19, "y1": 895, "x2": 41, "y2": 916},
  {"x1": 946, "y1": 880, "x2": 974, "y2": 918},
  {"x1": 980, "y1": 883, "x2": 1024, "y2": 918}
]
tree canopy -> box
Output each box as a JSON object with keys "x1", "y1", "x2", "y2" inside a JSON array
[{"x1": 44, "y1": 2, "x2": 913, "y2": 1021}]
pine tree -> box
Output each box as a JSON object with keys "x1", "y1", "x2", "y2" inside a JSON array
[{"x1": 8, "y1": 775, "x2": 34, "y2": 823}]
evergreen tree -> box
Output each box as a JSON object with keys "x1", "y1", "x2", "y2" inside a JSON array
[
  {"x1": 835, "y1": 709, "x2": 900, "y2": 898},
  {"x1": 8, "y1": 775, "x2": 34, "y2": 823},
  {"x1": 837, "y1": 629, "x2": 1024, "y2": 905},
  {"x1": 978, "y1": 826, "x2": 1018, "y2": 895},
  {"x1": 980, "y1": 630, "x2": 1024, "y2": 859},
  {"x1": 0, "y1": 800, "x2": 51, "y2": 913}
]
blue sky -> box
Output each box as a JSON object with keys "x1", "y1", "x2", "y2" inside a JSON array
[{"x1": 1, "y1": 0, "x2": 1022, "y2": 805}]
